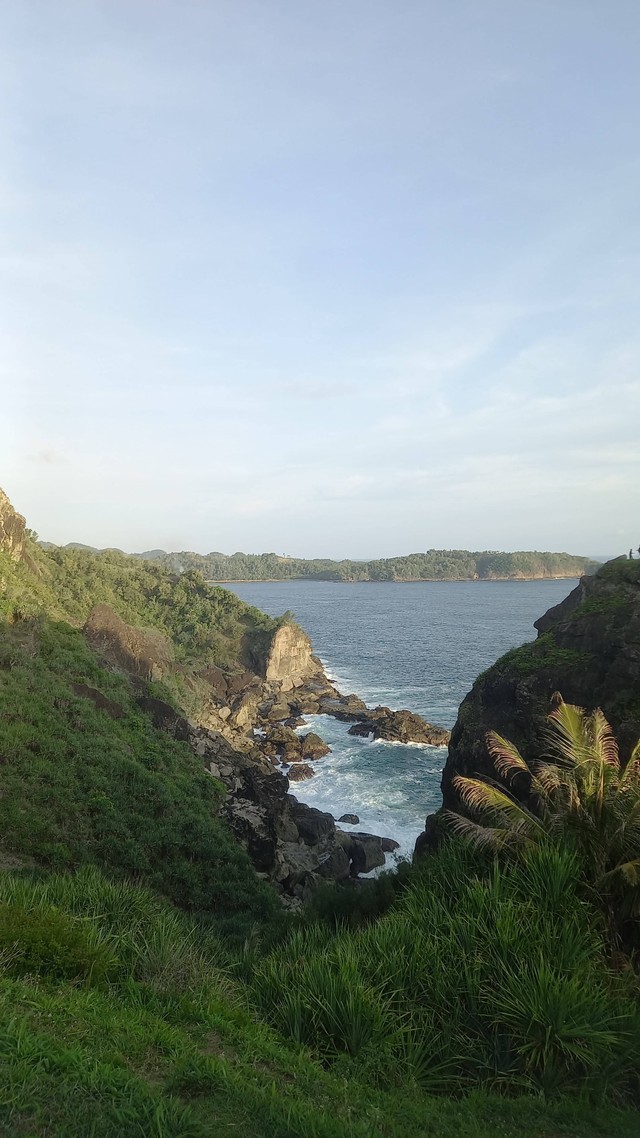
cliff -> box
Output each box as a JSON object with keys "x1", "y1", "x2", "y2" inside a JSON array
[
  {"x1": 427, "y1": 557, "x2": 640, "y2": 831},
  {"x1": 0, "y1": 487, "x2": 27, "y2": 563}
]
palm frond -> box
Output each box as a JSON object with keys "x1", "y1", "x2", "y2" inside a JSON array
[
  {"x1": 589, "y1": 707, "x2": 620, "y2": 768},
  {"x1": 443, "y1": 811, "x2": 523, "y2": 851},
  {"x1": 545, "y1": 699, "x2": 590, "y2": 766},
  {"x1": 486, "y1": 731, "x2": 529, "y2": 780},
  {"x1": 452, "y1": 776, "x2": 546, "y2": 838},
  {"x1": 621, "y1": 741, "x2": 640, "y2": 787}
]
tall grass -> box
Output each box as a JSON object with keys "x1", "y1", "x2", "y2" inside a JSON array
[{"x1": 251, "y1": 841, "x2": 640, "y2": 1101}]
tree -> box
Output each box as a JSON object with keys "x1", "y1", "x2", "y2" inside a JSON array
[{"x1": 445, "y1": 700, "x2": 640, "y2": 937}]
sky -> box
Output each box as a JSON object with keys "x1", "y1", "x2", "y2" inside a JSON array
[{"x1": 2, "y1": 1, "x2": 639, "y2": 558}]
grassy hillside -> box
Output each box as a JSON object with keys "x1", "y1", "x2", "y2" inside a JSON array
[
  {"x1": 1, "y1": 541, "x2": 277, "y2": 669},
  {"x1": 138, "y1": 547, "x2": 600, "y2": 582},
  {"x1": 0, "y1": 613, "x2": 279, "y2": 940},
  {"x1": 1, "y1": 503, "x2": 638, "y2": 1134}
]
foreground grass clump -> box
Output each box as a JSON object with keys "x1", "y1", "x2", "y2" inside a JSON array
[
  {"x1": 252, "y1": 841, "x2": 640, "y2": 1102},
  {"x1": 0, "y1": 866, "x2": 638, "y2": 1138},
  {"x1": 0, "y1": 615, "x2": 280, "y2": 941}
]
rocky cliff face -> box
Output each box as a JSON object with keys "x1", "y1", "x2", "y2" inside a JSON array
[
  {"x1": 0, "y1": 489, "x2": 27, "y2": 563},
  {"x1": 259, "y1": 623, "x2": 323, "y2": 690},
  {"x1": 425, "y1": 559, "x2": 640, "y2": 835}
]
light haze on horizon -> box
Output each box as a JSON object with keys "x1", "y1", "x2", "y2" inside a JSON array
[{"x1": 2, "y1": 1, "x2": 639, "y2": 558}]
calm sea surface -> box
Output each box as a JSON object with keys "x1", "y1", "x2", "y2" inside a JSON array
[{"x1": 227, "y1": 580, "x2": 578, "y2": 862}]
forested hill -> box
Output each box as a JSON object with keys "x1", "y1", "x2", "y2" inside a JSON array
[{"x1": 137, "y1": 548, "x2": 600, "y2": 582}]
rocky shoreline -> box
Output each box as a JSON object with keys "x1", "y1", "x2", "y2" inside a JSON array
[{"x1": 84, "y1": 604, "x2": 449, "y2": 908}]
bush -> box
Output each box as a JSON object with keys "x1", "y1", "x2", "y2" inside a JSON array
[{"x1": 0, "y1": 901, "x2": 117, "y2": 984}]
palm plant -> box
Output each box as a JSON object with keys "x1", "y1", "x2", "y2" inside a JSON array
[{"x1": 445, "y1": 699, "x2": 640, "y2": 933}]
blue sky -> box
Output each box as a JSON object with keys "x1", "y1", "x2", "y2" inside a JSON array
[{"x1": 2, "y1": 1, "x2": 639, "y2": 556}]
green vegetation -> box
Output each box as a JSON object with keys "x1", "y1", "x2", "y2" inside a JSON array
[
  {"x1": 0, "y1": 506, "x2": 638, "y2": 1133},
  {"x1": 1, "y1": 542, "x2": 277, "y2": 668},
  {"x1": 251, "y1": 841, "x2": 639, "y2": 1104},
  {"x1": 491, "y1": 631, "x2": 588, "y2": 677},
  {"x1": 447, "y1": 700, "x2": 640, "y2": 944},
  {"x1": 0, "y1": 614, "x2": 279, "y2": 940},
  {"x1": 139, "y1": 547, "x2": 600, "y2": 582}
]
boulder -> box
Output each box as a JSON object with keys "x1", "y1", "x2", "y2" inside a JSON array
[
  {"x1": 289, "y1": 799, "x2": 335, "y2": 845},
  {"x1": 264, "y1": 725, "x2": 300, "y2": 751},
  {"x1": 318, "y1": 694, "x2": 369, "y2": 720},
  {"x1": 337, "y1": 813, "x2": 360, "y2": 825},
  {"x1": 336, "y1": 830, "x2": 386, "y2": 876},
  {"x1": 300, "y1": 732, "x2": 331, "y2": 760},
  {"x1": 286, "y1": 763, "x2": 315, "y2": 782},
  {"x1": 198, "y1": 664, "x2": 229, "y2": 700}
]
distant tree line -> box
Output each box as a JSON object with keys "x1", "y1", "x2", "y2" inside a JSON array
[{"x1": 138, "y1": 548, "x2": 600, "y2": 583}]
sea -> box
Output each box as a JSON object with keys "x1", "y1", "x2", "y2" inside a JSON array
[{"x1": 227, "y1": 579, "x2": 579, "y2": 866}]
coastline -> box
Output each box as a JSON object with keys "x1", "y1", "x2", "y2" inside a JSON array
[{"x1": 208, "y1": 575, "x2": 582, "y2": 584}]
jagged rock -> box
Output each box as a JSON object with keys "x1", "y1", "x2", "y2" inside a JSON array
[
  {"x1": 264, "y1": 725, "x2": 300, "y2": 751},
  {"x1": 348, "y1": 709, "x2": 450, "y2": 746},
  {"x1": 84, "y1": 604, "x2": 174, "y2": 682},
  {"x1": 286, "y1": 763, "x2": 315, "y2": 781},
  {"x1": 336, "y1": 830, "x2": 386, "y2": 875},
  {"x1": 251, "y1": 624, "x2": 324, "y2": 690},
  {"x1": 380, "y1": 836, "x2": 400, "y2": 852},
  {"x1": 318, "y1": 694, "x2": 369, "y2": 720},
  {"x1": 337, "y1": 813, "x2": 360, "y2": 824},
  {"x1": 224, "y1": 799, "x2": 278, "y2": 870},
  {"x1": 0, "y1": 489, "x2": 27, "y2": 564},
  {"x1": 288, "y1": 799, "x2": 335, "y2": 845},
  {"x1": 300, "y1": 732, "x2": 331, "y2": 759},
  {"x1": 230, "y1": 686, "x2": 262, "y2": 729}
]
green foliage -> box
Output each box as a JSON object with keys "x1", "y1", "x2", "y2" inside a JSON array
[
  {"x1": 0, "y1": 900, "x2": 117, "y2": 984},
  {"x1": 305, "y1": 864, "x2": 413, "y2": 930},
  {"x1": 0, "y1": 543, "x2": 278, "y2": 670},
  {"x1": 141, "y1": 547, "x2": 599, "y2": 583},
  {"x1": 252, "y1": 841, "x2": 640, "y2": 1102},
  {"x1": 493, "y1": 631, "x2": 588, "y2": 676},
  {"x1": 447, "y1": 700, "x2": 640, "y2": 940},
  {"x1": 0, "y1": 616, "x2": 280, "y2": 939}
]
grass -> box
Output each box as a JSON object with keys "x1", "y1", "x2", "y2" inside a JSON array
[
  {"x1": 252, "y1": 842, "x2": 640, "y2": 1104},
  {"x1": 492, "y1": 632, "x2": 589, "y2": 677},
  {"x1": 0, "y1": 614, "x2": 281, "y2": 941},
  {"x1": 0, "y1": 866, "x2": 638, "y2": 1138}
]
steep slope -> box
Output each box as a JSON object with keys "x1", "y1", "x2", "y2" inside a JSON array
[{"x1": 425, "y1": 557, "x2": 640, "y2": 830}]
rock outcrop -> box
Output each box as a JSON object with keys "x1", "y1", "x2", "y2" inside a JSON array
[
  {"x1": 0, "y1": 489, "x2": 28, "y2": 564},
  {"x1": 348, "y1": 708, "x2": 450, "y2": 746},
  {"x1": 257, "y1": 623, "x2": 324, "y2": 690},
  {"x1": 414, "y1": 558, "x2": 640, "y2": 856},
  {"x1": 84, "y1": 604, "x2": 175, "y2": 682}
]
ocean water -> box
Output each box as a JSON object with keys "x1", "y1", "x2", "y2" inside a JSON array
[{"x1": 228, "y1": 579, "x2": 579, "y2": 863}]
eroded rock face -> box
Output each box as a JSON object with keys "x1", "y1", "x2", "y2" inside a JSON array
[
  {"x1": 261, "y1": 624, "x2": 324, "y2": 690},
  {"x1": 415, "y1": 560, "x2": 640, "y2": 859},
  {"x1": 84, "y1": 604, "x2": 174, "y2": 682},
  {"x1": 0, "y1": 489, "x2": 27, "y2": 563}
]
